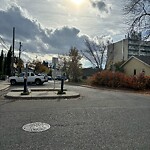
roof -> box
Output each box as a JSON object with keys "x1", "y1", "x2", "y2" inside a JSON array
[
  {"x1": 136, "y1": 56, "x2": 150, "y2": 65},
  {"x1": 121, "y1": 56, "x2": 150, "y2": 68}
]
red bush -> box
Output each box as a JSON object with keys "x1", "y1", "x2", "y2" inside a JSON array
[{"x1": 89, "y1": 70, "x2": 150, "y2": 90}]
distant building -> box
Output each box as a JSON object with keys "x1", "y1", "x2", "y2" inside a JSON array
[
  {"x1": 52, "y1": 57, "x2": 58, "y2": 69},
  {"x1": 106, "y1": 31, "x2": 150, "y2": 69},
  {"x1": 82, "y1": 68, "x2": 100, "y2": 79}
]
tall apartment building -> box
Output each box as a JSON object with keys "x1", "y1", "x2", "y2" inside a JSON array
[{"x1": 106, "y1": 32, "x2": 150, "y2": 69}]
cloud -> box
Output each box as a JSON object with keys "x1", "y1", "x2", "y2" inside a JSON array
[
  {"x1": 0, "y1": 5, "x2": 88, "y2": 62},
  {"x1": 90, "y1": 0, "x2": 110, "y2": 13},
  {"x1": 0, "y1": 5, "x2": 39, "y2": 41}
]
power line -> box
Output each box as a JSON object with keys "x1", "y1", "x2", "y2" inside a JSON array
[
  {"x1": 0, "y1": 36, "x2": 9, "y2": 51},
  {"x1": 0, "y1": 42, "x2": 9, "y2": 51},
  {"x1": 0, "y1": 36, "x2": 9, "y2": 50}
]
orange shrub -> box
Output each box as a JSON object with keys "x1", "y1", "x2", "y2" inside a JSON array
[
  {"x1": 89, "y1": 70, "x2": 150, "y2": 90},
  {"x1": 145, "y1": 76, "x2": 150, "y2": 89}
]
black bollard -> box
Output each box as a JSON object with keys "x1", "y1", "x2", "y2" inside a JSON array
[
  {"x1": 57, "y1": 75, "x2": 66, "y2": 95},
  {"x1": 61, "y1": 77, "x2": 64, "y2": 93},
  {"x1": 23, "y1": 77, "x2": 27, "y2": 93},
  {"x1": 21, "y1": 76, "x2": 30, "y2": 95}
]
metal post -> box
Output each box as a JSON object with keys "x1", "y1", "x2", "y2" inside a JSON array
[
  {"x1": 61, "y1": 77, "x2": 64, "y2": 93},
  {"x1": 25, "y1": 63, "x2": 28, "y2": 91},
  {"x1": 21, "y1": 63, "x2": 30, "y2": 95},
  {"x1": 59, "y1": 73, "x2": 66, "y2": 94},
  {"x1": 18, "y1": 42, "x2": 22, "y2": 74},
  {"x1": 23, "y1": 76, "x2": 27, "y2": 93},
  {"x1": 12, "y1": 27, "x2": 15, "y2": 75}
]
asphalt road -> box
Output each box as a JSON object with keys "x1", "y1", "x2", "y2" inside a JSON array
[{"x1": 0, "y1": 82, "x2": 150, "y2": 150}]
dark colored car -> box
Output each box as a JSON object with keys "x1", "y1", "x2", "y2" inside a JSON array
[{"x1": 55, "y1": 75, "x2": 67, "y2": 80}]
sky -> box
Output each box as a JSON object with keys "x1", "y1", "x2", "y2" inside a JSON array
[{"x1": 0, "y1": 0, "x2": 128, "y2": 67}]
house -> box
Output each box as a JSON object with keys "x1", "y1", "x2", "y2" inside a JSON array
[
  {"x1": 120, "y1": 56, "x2": 150, "y2": 76},
  {"x1": 106, "y1": 31, "x2": 150, "y2": 69}
]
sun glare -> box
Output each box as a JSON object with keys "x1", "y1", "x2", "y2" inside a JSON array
[{"x1": 71, "y1": 0, "x2": 84, "y2": 5}]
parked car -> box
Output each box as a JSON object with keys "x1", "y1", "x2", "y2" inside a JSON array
[
  {"x1": 9, "y1": 72, "x2": 47, "y2": 85},
  {"x1": 37, "y1": 73, "x2": 48, "y2": 82},
  {"x1": 54, "y1": 75, "x2": 62, "y2": 80},
  {"x1": 48, "y1": 76, "x2": 53, "y2": 80},
  {"x1": 54, "y1": 75, "x2": 67, "y2": 80}
]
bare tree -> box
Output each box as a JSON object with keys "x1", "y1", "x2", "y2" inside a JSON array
[
  {"x1": 81, "y1": 36, "x2": 110, "y2": 70},
  {"x1": 124, "y1": 0, "x2": 150, "y2": 39}
]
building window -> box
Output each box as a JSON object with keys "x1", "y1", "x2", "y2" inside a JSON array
[
  {"x1": 31, "y1": 73, "x2": 34, "y2": 76},
  {"x1": 141, "y1": 69, "x2": 145, "y2": 76},
  {"x1": 134, "y1": 69, "x2": 136, "y2": 75}
]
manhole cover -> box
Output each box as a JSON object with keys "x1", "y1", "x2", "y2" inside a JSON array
[{"x1": 22, "y1": 122, "x2": 50, "y2": 132}]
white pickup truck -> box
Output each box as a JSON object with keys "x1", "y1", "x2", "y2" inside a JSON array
[{"x1": 9, "y1": 72, "x2": 48, "y2": 85}]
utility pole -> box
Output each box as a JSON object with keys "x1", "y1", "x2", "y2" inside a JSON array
[
  {"x1": 11, "y1": 27, "x2": 15, "y2": 75},
  {"x1": 18, "y1": 42, "x2": 22, "y2": 74}
]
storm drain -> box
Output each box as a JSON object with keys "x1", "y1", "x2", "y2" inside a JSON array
[{"x1": 22, "y1": 122, "x2": 50, "y2": 132}]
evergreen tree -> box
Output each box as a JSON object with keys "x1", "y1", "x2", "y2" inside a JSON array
[
  {"x1": 0, "y1": 50, "x2": 4, "y2": 74},
  {"x1": 6, "y1": 46, "x2": 12, "y2": 76},
  {"x1": 3, "y1": 54, "x2": 7, "y2": 75}
]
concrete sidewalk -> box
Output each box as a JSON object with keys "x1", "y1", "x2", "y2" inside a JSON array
[{"x1": 0, "y1": 80, "x2": 10, "y2": 91}]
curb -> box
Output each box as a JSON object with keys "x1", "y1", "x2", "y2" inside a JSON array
[
  {"x1": 81, "y1": 84, "x2": 150, "y2": 95},
  {"x1": 11, "y1": 88, "x2": 67, "y2": 92},
  {"x1": 0, "y1": 86, "x2": 10, "y2": 92},
  {"x1": 5, "y1": 91, "x2": 80, "y2": 100},
  {"x1": 0, "y1": 80, "x2": 10, "y2": 92}
]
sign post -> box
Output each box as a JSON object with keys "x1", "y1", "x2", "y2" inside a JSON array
[
  {"x1": 21, "y1": 64, "x2": 30, "y2": 95},
  {"x1": 52, "y1": 57, "x2": 58, "y2": 89},
  {"x1": 52, "y1": 69, "x2": 56, "y2": 89}
]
